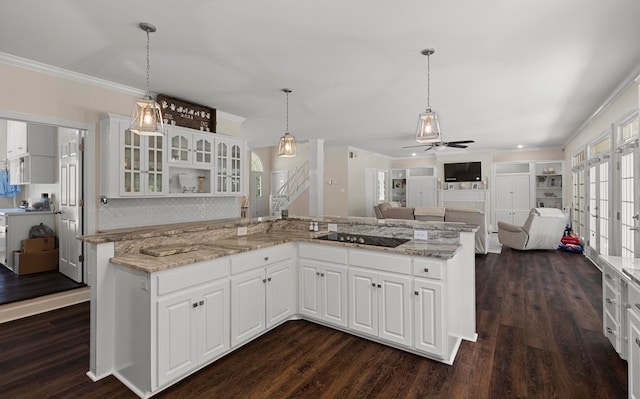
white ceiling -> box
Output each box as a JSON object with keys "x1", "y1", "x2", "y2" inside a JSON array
[{"x1": 1, "y1": 1, "x2": 639, "y2": 158}]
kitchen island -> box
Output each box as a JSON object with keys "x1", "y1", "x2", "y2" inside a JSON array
[{"x1": 82, "y1": 217, "x2": 478, "y2": 398}]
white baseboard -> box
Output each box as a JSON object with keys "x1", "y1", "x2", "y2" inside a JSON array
[{"x1": 0, "y1": 287, "x2": 90, "y2": 324}]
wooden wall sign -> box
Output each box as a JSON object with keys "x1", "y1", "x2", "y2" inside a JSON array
[{"x1": 157, "y1": 94, "x2": 217, "y2": 132}]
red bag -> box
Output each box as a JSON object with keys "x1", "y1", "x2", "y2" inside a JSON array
[{"x1": 561, "y1": 236, "x2": 580, "y2": 245}]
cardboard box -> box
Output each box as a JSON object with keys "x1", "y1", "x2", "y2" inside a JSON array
[
  {"x1": 22, "y1": 237, "x2": 56, "y2": 253},
  {"x1": 13, "y1": 249, "x2": 59, "y2": 275}
]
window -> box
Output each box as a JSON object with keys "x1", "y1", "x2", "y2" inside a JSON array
[{"x1": 251, "y1": 152, "x2": 264, "y2": 172}]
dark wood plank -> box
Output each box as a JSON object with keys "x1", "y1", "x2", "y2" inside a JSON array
[
  {"x1": 0, "y1": 249, "x2": 629, "y2": 398},
  {"x1": 0, "y1": 265, "x2": 84, "y2": 305}
]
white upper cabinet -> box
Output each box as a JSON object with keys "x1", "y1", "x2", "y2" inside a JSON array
[
  {"x1": 100, "y1": 114, "x2": 168, "y2": 197},
  {"x1": 214, "y1": 136, "x2": 243, "y2": 195},
  {"x1": 167, "y1": 127, "x2": 214, "y2": 167},
  {"x1": 6, "y1": 120, "x2": 55, "y2": 158}
]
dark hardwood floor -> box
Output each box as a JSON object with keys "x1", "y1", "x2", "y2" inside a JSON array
[
  {"x1": 0, "y1": 249, "x2": 628, "y2": 398},
  {"x1": 0, "y1": 265, "x2": 85, "y2": 305}
]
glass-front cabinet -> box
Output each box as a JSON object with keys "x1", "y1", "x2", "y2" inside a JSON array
[
  {"x1": 215, "y1": 136, "x2": 243, "y2": 195},
  {"x1": 101, "y1": 113, "x2": 243, "y2": 198}
]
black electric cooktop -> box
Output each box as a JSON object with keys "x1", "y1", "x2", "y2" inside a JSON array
[{"x1": 314, "y1": 233, "x2": 409, "y2": 248}]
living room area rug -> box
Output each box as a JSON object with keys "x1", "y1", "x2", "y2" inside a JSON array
[{"x1": 488, "y1": 233, "x2": 503, "y2": 254}]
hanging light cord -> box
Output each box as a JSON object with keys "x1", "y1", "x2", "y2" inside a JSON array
[
  {"x1": 285, "y1": 90, "x2": 289, "y2": 133},
  {"x1": 145, "y1": 29, "x2": 151, "y2": 98},
  {"x1": 426, "y1": 52, "x2": 431, "y2": 110}
]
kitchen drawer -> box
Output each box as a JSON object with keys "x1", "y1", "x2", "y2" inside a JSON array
[
  {"x1": 413, "y1": 259, "x2": 443, "y2": 280},
  {"x1": 604, "y1": 281, "x2": 620, "y2": 320},
  {"x1": 348, "y1": 249, "x2": 411, "y2": 275},
  {"x1": 603, "y1": 265, "x2": 621, "y2": 291},
  {"x1": 604, "y1": 311, "x2": 621, "y2": 353},
  {"x1": 298, "y1": 243, "x2": 347, "y2": 264},
  {"x1": 629, "y1": 282, "x2": 640, "y2": 315},
  {"x1": 231, "y1": 244, "x2": 292, "y2": 275},
  {"x1": 156, "y1": 258, "x2": 230, "y2": 296}
]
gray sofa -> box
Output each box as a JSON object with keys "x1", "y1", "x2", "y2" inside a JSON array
[{"x1": 373, "y1": 203, "x2": 488, "y2": 254}]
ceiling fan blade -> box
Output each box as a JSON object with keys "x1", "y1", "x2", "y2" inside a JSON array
[
  {"x1": 402, "y1": 144, "x2": 434, "y2": 148},
  {"x1": 445, "y1": 140, "x2": 475, "y2": 145},
  {"x1": 446, "y1": 143, "x2": 468, "y2": 148}
]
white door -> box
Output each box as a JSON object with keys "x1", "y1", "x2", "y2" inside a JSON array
[
  {"x1": 58, "y1": 128, "x2": 83, "y2": 282},
  {"x1": 322, "y1": 263, "x2": 348, "y2": 327},
  {"x1": 378, "y1": 272, "x2": 412, "y2": 346},
  {"x1": 198, "y1": 279, "x2": 230, "y2": 364},
  {"x1": 266, "y1": 260, "x2": 294, "y2": 328},
  {"x1": 629, "y1": 309, "x2": 640, "y2": 399},
  {"x1": 231, "y1": 268, "x2": 266, "y2": 346},
  {"x1": 299, "y1": 261, "x2": 321, "y2": 320},
  {"x1": 620, "y1": 148, "x2": 640, "y2": 258},
  {"x1": 413, "y1": 279, "x2": 445, "y2": 356},
  {"x1": 348, "y1": 268, "x2": 377, "y2": 337}
]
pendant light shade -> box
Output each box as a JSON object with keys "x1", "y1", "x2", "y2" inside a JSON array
[
  {"x1": 130, "y1": 22, "x2": 164, "y2": 137},
  {"x1": 416, "y1": 49, "x2": 441, "y2": 144},
  {"x1": 278, "y1": 88, "x2": 297, "y2": 157}
]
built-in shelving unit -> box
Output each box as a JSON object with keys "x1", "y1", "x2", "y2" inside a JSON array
[
  {"x1": 535, "y1": 161, "x2": 563, "y2": 209},
  {"x1": 390, "y1": 168, "x2": 407, "y2": 206}
]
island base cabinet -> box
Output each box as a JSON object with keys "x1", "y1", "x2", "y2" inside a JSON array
[
  {"x1": 156, "y1": 279, "x2": 230, "y2": 389},
  {"x1": 231, "y1": 258, "x2": 294, "y2": 347},
  {"x1": 413, "y1": 279, "x2": 446, "y2": 358},
  {"x1": 348, "y1": 268, "x2": 412, "y2": 347},
  {"x1": 299, "y1": 260, "x2": 348, "y2": 328}
]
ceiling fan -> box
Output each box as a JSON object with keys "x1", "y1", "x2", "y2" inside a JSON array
[{"x1": 403, "y1": 139, "x2": 475, "y2": 151}]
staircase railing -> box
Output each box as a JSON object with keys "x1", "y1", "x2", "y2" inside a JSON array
[{"x1": 270, "y1": 161, "x2": 310, "y2": 215}]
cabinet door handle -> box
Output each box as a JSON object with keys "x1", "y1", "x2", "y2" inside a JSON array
[
  {"x1": 606, "y1": 298, "x2": 615, "y2": 305},
  {"x1": 606, "y1": 327, "x2": 615, "y2": 334},
  {"x1": 414, "y1": 291, "x2": 419, "y2": 296},
  {"x1": 320, "y1": 273, "x2": 325, "y2": 277},
  {"x1": 636, "y1": 338, "x2": 640, "y2": 348},
  {"x1": 264, "y1": 256, "x2": 269, "y2": 261},
  {"x1": 263, "y1": 279, "x2": 267, "y2": 283},
  {"x1": 636, "y1": 303, "x2": 640, "y2": 311},
  {"x1": 424, "y1": 268, "x2": 429, "y2": 273},
  {"x1": 199, "y1": 300, "x2": 204, "y2": 306},
  {"x1": 267, "y1": 277, "x2": 272, "y2": 282},
  {"x1": 316, "y1": 272, "x2": 320, "y2": 276},
  {"x1": 605, "y1": 274, "x2": 612, "y2": 280},
  {"x1": 192, "y1": 303, "x2": 198, "y2": 308},
  {"x1": 371, "y1": 283, "x2": 376, "y2": 287},
  {"x1": 377, "y1": 284, "x2": 381, "y2": 288}
]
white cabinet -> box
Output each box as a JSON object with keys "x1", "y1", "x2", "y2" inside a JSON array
[
  {"x1": 495, "y1": 174, "x2": 531, "y2": 226},
  {"x1": 407, "y1": 177, "x2": 436, "y2": 207},
  {"x1": 6, "y1": 121, "x2": 56, "y2": 185},
  {"x1": 602, "y1": 264, "x2": 628, "y2": 359},
  {"x1": 298, "y1": 243, "x2": 348, "y2": 328},
  {"x1": 214, "y1": 136, "x2": 243, "y2": 195},
  {"x1": 157, "y1": 278, "x2": 229, "y2": 387},
  {"x1": 6, "y1": 120, "x2": 55, "y2": 158},
  {"x1": 230, "y1": 245, "x2": 294, "y2": 347},
  {"x1": 348, "y1": 267, "x2": 412, "y2": 347},
  {"x1": 167, "y1": 128, "x2": 214, "y2": 167},
  {"x1": 100, "y1": 114, "x2": 167, "y2": 197},
  {"x1": 628, "y1": 282, "x2": 640, "y2": 399}
]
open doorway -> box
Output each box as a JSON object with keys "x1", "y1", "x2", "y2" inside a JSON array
[
  {"x1": 0, "y1": 118, "x2": 86, "y2": 306},
  {"x1": 250, "y1": 152, "x2": 265, "y2": 218}
]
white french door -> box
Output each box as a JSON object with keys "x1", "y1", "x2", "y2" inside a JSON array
[
  {"x1": 620, "y1": 148, "x2": 639, "y2": 258},
  {"x1": 586, "y1": 157, "x2": 611, "y2": 258}
]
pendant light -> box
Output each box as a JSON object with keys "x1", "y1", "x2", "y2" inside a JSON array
[
  {"x1": 415, "y1": 48, "x2": 441, "y2": 144},
  {"x1": 130, "y1": 22, "x2": 164, "y2": 137},
  {"x1": 277, "y1": 88, "x2": 297, "y2": 157}
]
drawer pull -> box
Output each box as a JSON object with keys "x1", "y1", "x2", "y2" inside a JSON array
[
  {"x1": 606, "y1": 298, "x2": 615, "y2": 305},
  {"x1": 606, "y1": 327, "x2": 615, "y2": 334},
  {"x1": 264, "y1": 256, "x2": 269, "y2": 261},
  {"x1": 424, "y1": 268, "x2": 429, "y2": 273}
]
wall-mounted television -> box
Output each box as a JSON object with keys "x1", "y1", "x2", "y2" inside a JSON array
[{"x1": 444, "y1": 162, "x2": 482, "y2": 182}]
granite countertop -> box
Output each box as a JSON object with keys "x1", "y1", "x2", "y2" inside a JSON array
[
  {"x1": 109, "y1": 230, "x2": 461, "y2": 273},
  {"x1": 624, "y1": 268, "x2": 640, "y2": 287}
]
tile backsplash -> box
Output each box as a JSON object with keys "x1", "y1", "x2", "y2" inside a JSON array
[{"x1": 98, "y1": 196, "x2": 240, "y2": 231}]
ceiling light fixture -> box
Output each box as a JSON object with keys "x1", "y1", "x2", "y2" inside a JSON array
[
  {"x1": 416, "y1": 48, "x2": 441, "y2": 144},
  {"x1": 278, "y1": 88, "x2": 297, "y2": 157},
  {"x1": 130, "y1": 22, "x2": 164, "y2": 137}
]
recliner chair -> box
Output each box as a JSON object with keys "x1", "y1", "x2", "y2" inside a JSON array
[{"x1": 498, "y1": 208, "x2": 568, "y2": 250}]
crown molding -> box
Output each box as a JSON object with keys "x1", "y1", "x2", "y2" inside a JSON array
[{"x1": 0, "y1": 51, "x2": 246, "y2": 123}]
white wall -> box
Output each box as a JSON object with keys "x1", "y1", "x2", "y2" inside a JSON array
[
  {"x1": 324, "y1": 144, "x2": 349, "y2": 217},
  {"x1": 0, "y1": 62, "x2": 244, "y2": 231},
  {"x1": 346, "y1": 147, "x2": 392, "y2": 217}
]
